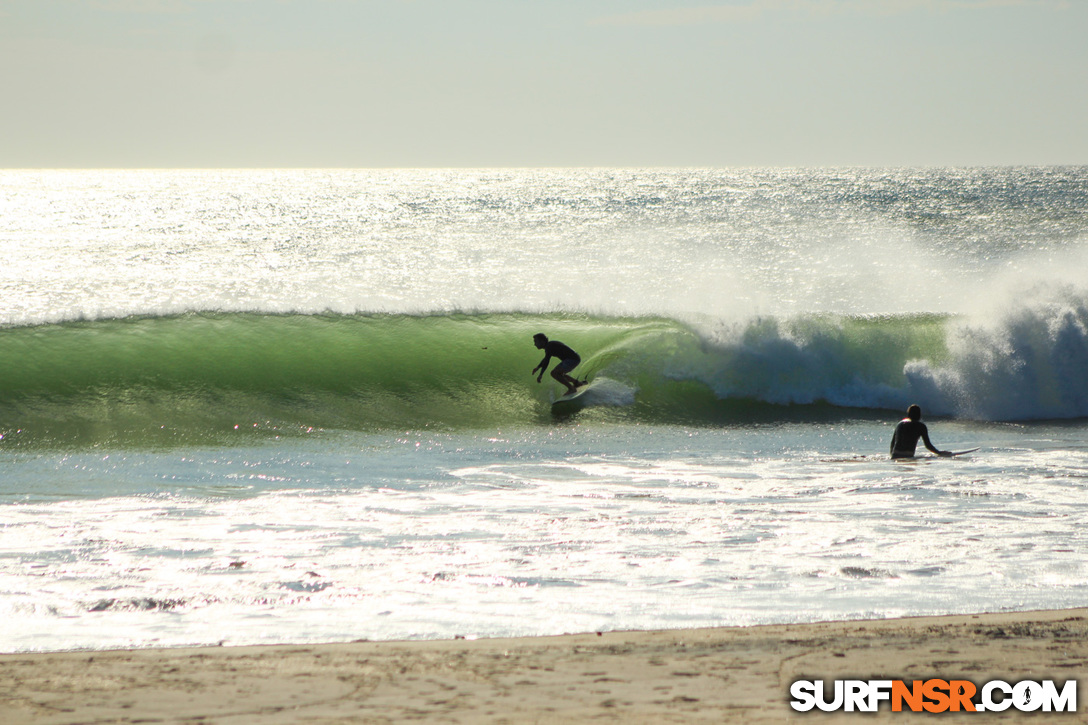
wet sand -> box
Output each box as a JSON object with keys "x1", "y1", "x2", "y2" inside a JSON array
[{"x1": 2, "y1": 608, "x2": 1086, "y2": 723}]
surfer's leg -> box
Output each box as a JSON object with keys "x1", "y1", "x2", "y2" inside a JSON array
[
  {"x1": 551, "y1": 368, "x2": 578, "y2": 394},
  {"x1": 552, "y1": 359, "x2": 582, "y2": 393}
]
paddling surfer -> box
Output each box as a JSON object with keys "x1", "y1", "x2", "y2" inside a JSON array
[
  {"x1": 532, "y1": 333, "x2": 586, "y2": 396},
  {"x1": 890, "y1": 404, "x2": 949, "y2": 458}
]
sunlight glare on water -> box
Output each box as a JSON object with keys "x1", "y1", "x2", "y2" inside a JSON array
[
  {"x1": 3, "y1": 423, "x2": 1087, "y2": 651},
  {"x1": 2, "y1": 168, "x2": 1087, "y2": 653}
]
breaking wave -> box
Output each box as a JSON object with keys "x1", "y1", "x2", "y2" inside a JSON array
[{"x1": 1, "y1": 299, "x2": 1086, "y2": 447}]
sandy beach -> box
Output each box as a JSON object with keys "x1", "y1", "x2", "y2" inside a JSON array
[{"x1": 2, "y1": 608, "x2": 1085, "y2": 723}]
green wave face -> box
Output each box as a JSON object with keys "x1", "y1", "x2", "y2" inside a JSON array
[
  {"x1": 0, "y1": 312, "x2": 669, "y2": 446},
  {"x1": 0, "y1": 311, "x2": 956, "y2": 448}
]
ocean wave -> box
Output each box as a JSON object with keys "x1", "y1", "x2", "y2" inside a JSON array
[
  {"x1": 1, "y1": 302, "x2": 1086, "y2": 447},
  {"x1": 905, "y1": 288, "x2": 1088, "y2": 421}
]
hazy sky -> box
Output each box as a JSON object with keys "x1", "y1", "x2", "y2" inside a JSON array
[{"x1": 2, "y1": 0, "x2": 1086, "y2": 168}]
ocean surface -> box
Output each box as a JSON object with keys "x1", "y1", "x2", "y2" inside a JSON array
[{"x1": 2, "y1": 167, "x2": 1087, "y2": 654}]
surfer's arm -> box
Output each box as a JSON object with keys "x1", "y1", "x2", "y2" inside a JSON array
[
  {"x1": 533, "y1": 354, "x2": 551, "y2": 381},
  {"x1": 920, "y1": 427, "x2": 946, "y2": 456}
]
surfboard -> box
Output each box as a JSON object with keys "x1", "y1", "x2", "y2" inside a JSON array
[
  {"x1": 893, "y1": 447, "x2": 979, "y2": 461},
  {"x1": 550, "y1": 381, "x2": 594, "y2": 411}
]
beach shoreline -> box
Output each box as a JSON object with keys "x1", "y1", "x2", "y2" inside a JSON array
[{"x1": 2, "y1": 607, "x2": 1085, "y2": 723}]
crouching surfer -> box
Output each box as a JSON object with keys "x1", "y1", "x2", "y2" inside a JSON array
[
  {"x1": 532, "y1": 333, "x2": 586, "y2": 396},
  {"x1": 890, "y1": 404, "x2": 949, "y2": 458}
]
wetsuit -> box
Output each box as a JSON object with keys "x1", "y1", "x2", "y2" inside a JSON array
[
  {"x1": 890, "y1": 418, "x2": 940, "y2": 458},
  {"x1": 537, "y1": 340, "x2": 580, "y2": 375}
]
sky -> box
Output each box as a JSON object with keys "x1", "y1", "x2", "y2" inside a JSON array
[{"x1": 1, "y1": 0, "x2": 1086, "y2": 168}]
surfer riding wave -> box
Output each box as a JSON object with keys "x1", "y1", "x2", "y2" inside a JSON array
[{"x1": 532, "y1": 333, "x2": 587, "y2": 396}]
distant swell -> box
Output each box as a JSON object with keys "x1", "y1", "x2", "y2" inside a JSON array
[{"x1": 2, "y1": 304, "x2": 1087, "y2": 447}]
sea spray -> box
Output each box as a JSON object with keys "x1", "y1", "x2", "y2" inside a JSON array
[{"x1": 905, "y1": 289, "x2": 1088, "y2": 420}]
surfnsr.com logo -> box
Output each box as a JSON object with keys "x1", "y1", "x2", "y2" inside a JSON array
[{"x1": 790, "y1": 679, "x2": 1078, "y2": 713}]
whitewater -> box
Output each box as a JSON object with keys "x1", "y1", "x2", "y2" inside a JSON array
[{"x1": 1, "y1": 167, "x2": 1087, "y2": 653}]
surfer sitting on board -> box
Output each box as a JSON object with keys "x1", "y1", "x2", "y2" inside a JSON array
[
  {"x1": 532, "y1": 333, "x2": 586, "y2": 396},
  {"x1": 890, "y1": 405, "x2": 949, "y2": 458}
]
